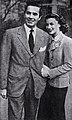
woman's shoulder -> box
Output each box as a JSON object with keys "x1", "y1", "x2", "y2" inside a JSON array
[{"x1": 62, "y1": 34, "x2": 72, "y2": 48}]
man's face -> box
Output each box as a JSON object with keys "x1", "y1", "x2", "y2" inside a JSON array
[
  {"x1": 24, "y1": 5, "x2": 40, "y2": 28},
  {"x1": 46, "y1": 18, "x2": 60, "y2": 37}
]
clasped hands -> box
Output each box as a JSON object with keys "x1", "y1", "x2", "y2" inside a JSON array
[{"x1": 41, "y1": 64, "x2": 50, "y2": 78}]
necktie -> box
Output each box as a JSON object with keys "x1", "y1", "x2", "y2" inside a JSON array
[{"x1": 29, "y1": 29, "x2": 34, "y2": 54}]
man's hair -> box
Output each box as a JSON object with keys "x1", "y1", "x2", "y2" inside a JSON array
[
  {"x1": 26, "y1": 1, "x2": 41, "y2": 7},
  {"x1": 24, "y1": 1, "x2": 42, "y2": 17},
  {"x1": 45, "y1": 13, "x2": 68, "y2": 34}
]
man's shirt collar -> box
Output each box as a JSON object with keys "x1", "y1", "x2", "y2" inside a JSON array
[{"x1": 24, "y1": 24, "x2": 36, "y2": 42}]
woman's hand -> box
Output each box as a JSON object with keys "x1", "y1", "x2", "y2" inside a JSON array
[
  {"x1": 41, "y1": 64, "x2": 50, "y2": 77},
  {"x1": 0, "y1": 89, "x2": 7, "y2": 99}
]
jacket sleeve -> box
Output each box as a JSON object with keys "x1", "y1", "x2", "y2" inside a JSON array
[
  {"x1": 0, "y1": 30, "x2": 11, "y2": 89},
  {"x1": 49, "y1": 38, "x2": 72, "y2": 79}
]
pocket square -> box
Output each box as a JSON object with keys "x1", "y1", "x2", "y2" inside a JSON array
[{"x1": 39, "y1": 46, "x2": 46, "y2": 52}]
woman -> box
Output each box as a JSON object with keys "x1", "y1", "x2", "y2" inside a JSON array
[{"x1": 38, "y1": 13, "x2": 72, "y2": 120}]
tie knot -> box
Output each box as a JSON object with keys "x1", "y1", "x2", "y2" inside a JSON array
[{"x1": 30, "y1": 29, "x2": 34, "y2": 33}]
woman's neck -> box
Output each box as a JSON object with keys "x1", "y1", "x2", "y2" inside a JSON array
[{"x1": 52, "y1": 30, "x2": 60, "y2": 39}]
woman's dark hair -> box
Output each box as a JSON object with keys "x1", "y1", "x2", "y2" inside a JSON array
[{"x1": 45, "y1": 13, "x2": 68, "y2": 34}]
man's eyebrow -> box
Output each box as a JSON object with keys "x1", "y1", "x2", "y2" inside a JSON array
[
  {"x1": 26, "y1": 11, "x2": 31, "y2": 13},
  {"x1": 26, "y1": 11, "x2": 38, "y2": 15},
  {"x1": 33, "y1": 12, "x2": 38, "y2": 15}
]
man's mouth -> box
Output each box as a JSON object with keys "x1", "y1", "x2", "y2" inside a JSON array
[
  {"x1": 27, "y1": 19, "x2": 35, "y2": 23},
  {"x1": 28, "y1": 21, "x2": 34, "y2": 23}
]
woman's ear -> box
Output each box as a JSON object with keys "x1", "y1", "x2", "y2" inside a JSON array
[{"x1": 58, "y1": 24, "x2": 61, "y2": 28}]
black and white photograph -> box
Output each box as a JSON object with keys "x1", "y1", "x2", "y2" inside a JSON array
[{"x1": 0, "y1": 0, "x2": 72, "y2": 120}]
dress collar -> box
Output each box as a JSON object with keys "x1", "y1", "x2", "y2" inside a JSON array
[{"x1": 52, "y1": 31, "x2": 62, "y2": 42}]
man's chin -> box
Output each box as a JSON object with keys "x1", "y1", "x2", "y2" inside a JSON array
[{"x1": 26, "y1": 23, "x2": 35, "y2": 28}]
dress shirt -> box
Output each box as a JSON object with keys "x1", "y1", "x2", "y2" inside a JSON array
[{"x1": 24, "y1": 24, "x2": 36, "y2": 44}]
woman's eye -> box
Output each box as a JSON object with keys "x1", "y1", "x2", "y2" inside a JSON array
[{"x1": 50, "y1": 22, "x2": 54, "y2": 25}]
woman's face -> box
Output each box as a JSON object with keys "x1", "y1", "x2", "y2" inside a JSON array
[{"x1": 46, "y1": 18, "x2": 60, "y2": 37}]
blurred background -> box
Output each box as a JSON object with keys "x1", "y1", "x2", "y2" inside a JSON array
[{"x1": 0, "y1": 0, "x2": 72, "y2": 120}]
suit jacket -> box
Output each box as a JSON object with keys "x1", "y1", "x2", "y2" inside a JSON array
[
  {"x1": 44, "y1": 32, "x2": 72, "y2": 88},
  {"x1": 0, "y1": 25, "x2": 50, "y2": 98}
]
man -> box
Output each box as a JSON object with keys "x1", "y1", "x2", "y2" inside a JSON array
[{"x1": 0, "y1": 1, "x2": 50, "y2": 120}]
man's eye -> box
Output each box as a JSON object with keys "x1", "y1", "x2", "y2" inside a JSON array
[
  {"x1": 26, "y1": 11, "x2": 31, "y2": 15},
  {"x1": 33, "y1": 13, "x2": 38, "y2": 16}
]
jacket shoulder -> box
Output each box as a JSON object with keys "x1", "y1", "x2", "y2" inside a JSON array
[
  {"x1": 6, "y1": 26, "x2": 22, "y2": 34},
  {"x1": 63, "y1": 34, "x2": 72, "y2": 43},
  {"x1": 37, "y1": 27, "x2": 49, "y2": 37},
  {"x1": 62, "y1": 34, "x2": 72, "y2": 49}
]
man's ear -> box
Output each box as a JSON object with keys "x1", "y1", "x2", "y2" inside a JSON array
[{"x1": 38, "y1": 16, "x2": 42, "y2": 21}]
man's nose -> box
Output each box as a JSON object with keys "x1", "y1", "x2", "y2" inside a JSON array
[{"x1": 29, "y1": 13, "x2": 33, "y2": 18}]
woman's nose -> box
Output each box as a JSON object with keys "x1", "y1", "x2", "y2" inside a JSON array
[
  {"x1": 46, "y1": 25, "x2": 51, "y2": 29},
  {"x1": 48, "y1": 24, "x2": 51, "y2": 28}
]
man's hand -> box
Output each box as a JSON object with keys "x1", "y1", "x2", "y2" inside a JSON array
[
  {"x1": 41, "y1": 64, "x2": 50, "y2": 77},
  {"x1": 0, "y1": 89, "x2": 7, "y2": 99}
]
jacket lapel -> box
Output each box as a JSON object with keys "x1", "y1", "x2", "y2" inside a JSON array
[
  {"x1": 17, "y1": 26, "x2": 45, "y2": 55},
  {"x1": 17, "y1": 25, "x2": 31, "y2": 55},
  {"x1": 34, "y1": 28, "x2": 44, "y2": 54}
]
